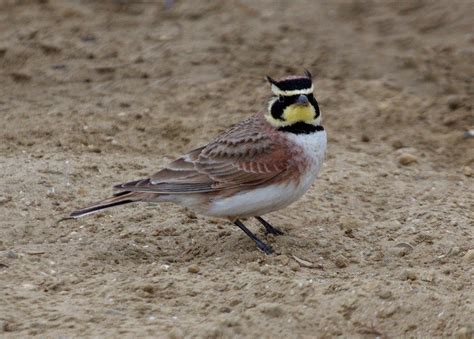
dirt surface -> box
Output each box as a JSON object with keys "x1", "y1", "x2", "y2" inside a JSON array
[{"x1": 1, "y1": 0, "x2": 473, "y2": 337}]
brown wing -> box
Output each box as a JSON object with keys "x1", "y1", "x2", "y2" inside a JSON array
[{"x1": 114, "y1": 116, "x2": 291, "y2": 194}]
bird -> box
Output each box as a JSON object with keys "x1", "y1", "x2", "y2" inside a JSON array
[{"x1": 70, "y1": 71, "x2": 327, "y2": 254}]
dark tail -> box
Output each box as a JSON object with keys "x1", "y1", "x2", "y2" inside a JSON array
[{"x1": 70, "y1": 191, "x2": 140, "y2": 218}]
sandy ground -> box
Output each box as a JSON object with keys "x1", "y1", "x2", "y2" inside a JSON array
[{"x1": 1, "y1": 0, "x2": 473, "y2": 337}]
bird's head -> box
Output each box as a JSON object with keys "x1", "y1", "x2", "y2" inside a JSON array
[{"x1": 265, "y1": 70, "x2": 321, "y2": 130}]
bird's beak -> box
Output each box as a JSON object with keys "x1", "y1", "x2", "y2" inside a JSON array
[{"x1": 295, "y1": 94, "x2": 309, "y2": 106}]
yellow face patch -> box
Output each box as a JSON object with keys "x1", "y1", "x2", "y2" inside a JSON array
[
  {"x1": 282, "y1": 104, "x2": 316, "y2": 124},
  {"x1": 265, "y1": 103, "x2": 317, "y2": 128}
]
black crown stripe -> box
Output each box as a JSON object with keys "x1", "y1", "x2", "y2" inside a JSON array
[{"x1": 274, "y1": 78, "x2": 312, "y2": 91}]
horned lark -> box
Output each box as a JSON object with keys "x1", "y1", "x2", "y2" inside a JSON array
[{"x1": 71, "y1": 71, "x2": 327, "y2": 254}]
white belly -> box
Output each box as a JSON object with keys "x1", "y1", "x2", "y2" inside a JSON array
[{"x1": 206, "y1": 130, "x2": 327, "y2": 218}]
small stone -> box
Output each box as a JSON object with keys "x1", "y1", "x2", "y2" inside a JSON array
[
  {"x1": 259, "y1": 265, "x2": 270, "y2": 275},
  {"x1": 398, "y1": 153, "x2": 418, "y2": 166},
  {"x1": 22, "y1": 283, "x2": 36, "y2": 290},
  {"x1": 289, "y1": 261, "x2": 300, "y2": 271},
  {"x1": 276, "y1": 254, "x2": 289, "y2": 266},
  {"x1": 463, "y1": 166, "x2": 473, "y2": 177},
  {"x1": 400, "y1": 269, "x2": 417, "y2": 281},
  {"x1": 39, "y1": 43, "x2": 61, "y2": 54},
  {"x1": 392, "y1": 140, "x2": 404, "y2": 149},
  {"x1": 339, "y1": 216, "x2": 362, "y2": 231},
  {"x1": 334, "y1": 255, "x2": 348, "y2": 268},
  {"x1": 247, "y1": 262, "x2": 260, "y2": 272},
  {"x1": 455, "y1": 326, "x2": 473, "y2": 339},
  {"x1": 1, "y1": 320, "x2": 16, "y2": 332},
  {"x1": 450, "y1": 246, "x2": 462, "y2": 257},
  {"x1": 5, "y1": 251, "x2": 18, "y2": 259},
  {"x1": 87, "y1": 145, "x2": 101, "y2": 153},
  {"x1": 376, "y1": 305, "x2": 400, "y2": 319},
  {"x1": 258, "y1": 303, "x2": 284, "y2": 318},
  {"x1": 388, "y1": 242, "x2": 414, "y2": 257},
  {"x1": 141, "y1": 284, "x2": 155, "y2": 294},
  {"x1": 376, "y1": 289, "x2": 393, "y2": 300},
  {"x1": 187, "y1": 265, "x2": 200, "y2": 274},
  {"x1": 463, "y1": 249, "x2": 474, "y2": 263},
  {"x1": 446, "y1": 95, "x2": 461, "y2": 111},
  {"x1": 185, "y1": 211, "x2": 197, "y2": 220},
  {"x1": 219, "y1": 306, "x2": 231, "y2": 313},
  {"x1": 168, "y1": 328, "x2": 185, "y2": 339},
  {"x1": 10, "y1": 72, "x2": 31, "y2": 82},
  {"x1": 420, "y1": 271, "x2": 436, "y2": 283},
  {"x1": 0, "y1": 196, "x2": 12, "y2": 205},
  {"x1": 291, "y1": 255, "x2": 316, "y2": 268}
]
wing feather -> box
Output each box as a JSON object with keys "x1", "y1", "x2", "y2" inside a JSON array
[{"x1": 115, "y1": 116, "x2": 292, "y2": 194}]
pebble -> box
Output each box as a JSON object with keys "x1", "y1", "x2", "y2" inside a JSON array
[
  {"x1": 247, "y1": 262, "x2": 260, "y2": 272},
  {"x1": 388, "y1": 243, "x2": 414, "y2": 257},
  {"x1": 376, "y1": 289, "x2": 393, "y2": 300},
  {"x1": 334, "y1": 255, "x2": 348, "y2": 268},
  {"x1": 5, "y1": 251, "x2": 18, "y2": 259},
  {"x1": 292, "y1": 255, "x2": 316, "y2": 268},
  {"x1": 289, "y1": 261, "x2": 300, "y2": 272},
  {"x1": 376, "y1": 305, "x2": 400, "y2": 319},
  {"x1": 219, "y1": 306, "x2": 231, "y2": 313},
  {"x1": 87, "y1": 145, "x2": 101, "y2": 153},
  {"x1": 39, "y1": 43, "x2": 61, "y2": 54},
  {"x1": 463, "y1": 249, "x2": 474, "y2": 263},
  {"x1": 22, "y1": 283, "x2": 36, "y2": 290},
  {"x1": 0, "y1": 196, "x2": 12, "y2": 205},
  {"x1": 1, "y1": 320, "x2": 16, "y2": 332},
  {"x1": 187, "y1": 265, "x2": 200, "y2": 274},
  {"x1": 463, "y1": 166, "x2": 473, "y2": 177},
  {"x1": 257, "y1": 303, "x2": 284, "y2": 318},
  {"x1": 141, "y1": 284, "x2": 155, "y2": 294},
  {"x1": 420, "y1": 271, "x2": 436, "y2": 283},
  {"x1": 399, "y1": 269, "x2": 417, "y2": 281},
  {"x1": 202, "y1": 325, "x2": 223, "y2": 338},
  {"x1": 276, "y1": 254, "x2": 289, "y2": 266},
  {"x1": 455, "y1": 327, "x2": 473, "y2": 339},
  {"x1": 168, "y1": 328, "x2": 185, "y2": 339},
  {"x1": 446, "y1": 95, "x2": 461, "y2": 111},
  {"x1": 259, "y1": 265, "x2": 270, "y2": 275},
  {"x1": 339, "y1": 216, "x2": 362, "y2": 231},
  {"x1": 10, "y1": 72, "x2": 32, "y2": 82},
  {"x1": 392, "y1": 140, "x2": 404, "y2": 149},
  {"x1": 449, "y1": 246, "x2": 462, "y2": 257},
  {"x1": 398, "y1": 153, "x2": 418, "y2": 166}
]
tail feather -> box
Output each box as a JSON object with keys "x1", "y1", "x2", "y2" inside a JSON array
[{"x1": 70, "y1": 191, "x2": 139, "y2": 218}]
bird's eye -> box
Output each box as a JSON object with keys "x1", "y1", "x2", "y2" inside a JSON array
[{"x1": 278, "y1": 96, "x2": 284, "y2": 102}]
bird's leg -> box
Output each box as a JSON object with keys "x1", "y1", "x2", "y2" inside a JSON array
[
  {"x1": 234, "y1": 219, "x2": 273, "y2": 254},
  {"x1": 255, "y1": 216, "x2": 284, "y2": 235}
]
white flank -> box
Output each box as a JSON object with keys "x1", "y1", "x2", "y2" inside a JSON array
[{"x1": 207, "y1": 130, "x2": 327, "y2": 218}]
